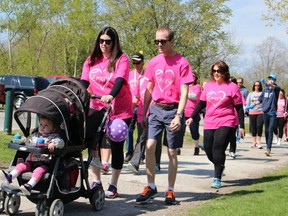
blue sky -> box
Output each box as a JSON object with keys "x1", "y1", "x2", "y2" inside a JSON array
[{"x1": 225, "y1": 0, "x2": 287, "y2": 71}]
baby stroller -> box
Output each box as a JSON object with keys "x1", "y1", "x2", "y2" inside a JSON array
[{"x1": 0, "y1": 77, "x2": 108, "y2": 216}]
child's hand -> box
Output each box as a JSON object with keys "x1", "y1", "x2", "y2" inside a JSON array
[{"x1": 48, "y1": 142, "x2": 55, "y2": 152}]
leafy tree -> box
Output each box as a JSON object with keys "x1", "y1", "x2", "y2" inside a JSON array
[
  {"x1": 263, "y1": 0, "x2": 288, "y2": 31},
  {"x1": 0, "y1": 0, "x2": 239, "y2": 80},
  {"x1": 98, "y1": 0, "x2": 238, "y2": 80},
  {"x1": 0, "y1": 0, "x2": 101, "y2": 76}
]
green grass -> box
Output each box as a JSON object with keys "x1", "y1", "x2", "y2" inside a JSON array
[
  {"x1": 187, "y1": 167, "x2": 288, "y2": 216},
  {"x1": 0, "y1": 131, "x2": 17, "y2": 168}
]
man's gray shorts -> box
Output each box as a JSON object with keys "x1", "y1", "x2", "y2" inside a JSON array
[{"x1": 148, "y1": 104, "x2": 185, "y2": 149}]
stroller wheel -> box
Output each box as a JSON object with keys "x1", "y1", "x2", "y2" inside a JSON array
[
  {"x1": 49, "y1": 199, "x2": 64, "y2": 216},
  {"x1": 91, "y1": 187, "x2": 105, "y2": 211},
  {"x1": 4, "y1": 193, "x2": 21, "y2": 215},
  {"x1": 0, "y1": 190, "x2": 6, "y2": 213},
  {"x1": 35, "y1": 199, "x2": 48, "y2": 216}
]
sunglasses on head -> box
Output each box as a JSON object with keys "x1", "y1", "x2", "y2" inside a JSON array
[
  {"x1": 132, "y1": 61, "x2": 142, "y2": 65},
  {"x1": 100, "y1": 39, "x2": 112, "y2": 45},
  {"x1": 154, "y1": 39, "x2": 170, "y2": 45}
]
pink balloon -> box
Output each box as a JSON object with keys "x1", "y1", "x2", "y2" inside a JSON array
[{"x1": 106, "y1": 119, "x2": 128, "y2": 142}]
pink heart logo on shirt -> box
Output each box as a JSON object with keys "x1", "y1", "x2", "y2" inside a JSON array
[
  {"x1": 155, "y1": 69, "x2": 175, "y2": 92},
  {"x1": 207, "y1": 91, "x2": 226, "y2": 106},
  {"x1": 89, "y1": 68, "x2": 112, "y2": 90}
]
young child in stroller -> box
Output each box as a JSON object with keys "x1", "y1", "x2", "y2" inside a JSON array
[{"x1": 0, "y1": 115, "x2": 64, "y2": 195}]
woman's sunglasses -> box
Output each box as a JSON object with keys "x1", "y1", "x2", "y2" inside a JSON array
[{"x1": 100, "y1": 39, "x2": 112, "y2": 45}]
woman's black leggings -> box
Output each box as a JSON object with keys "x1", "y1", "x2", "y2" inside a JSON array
[
  {"x1": 249, "y1": 114, "x2": 264, "y2": 136},
  {"x1": 109, "y1": 118, "x2": 132, "y2": 170},
  {"x1": 273, "y1": 117, "x2": 286, "y2": 138},
  {"x1": 204, "y1": 126, "x2": 234, "y2": 179}
]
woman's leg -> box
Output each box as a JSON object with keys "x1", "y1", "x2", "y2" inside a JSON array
[{"x1": 212, "y1": 127, "x2": 234, "y2": 179}]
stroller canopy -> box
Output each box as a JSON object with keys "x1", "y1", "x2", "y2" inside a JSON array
[
  {"x1": 14, "y1": 78, "x2": 91, "y2": 146},
  {"x1": 14, "y1": 89, "x2": 70, "y2": 140}
]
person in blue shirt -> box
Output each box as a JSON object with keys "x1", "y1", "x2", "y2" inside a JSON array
[
  {"x1": 258, "y1": 74, "x2": 281, "y2": 156},
  {"x1": 237, "y1": 77, "x2": 249, "y2": 100}
]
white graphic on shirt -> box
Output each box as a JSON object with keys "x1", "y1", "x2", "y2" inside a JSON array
[
  {"x1": 207, "y1": 91, "x2": 226, "y2": 106},
  {"x1": 129, "y1": 79, "x2": 137, "y2": 91},
  {"x1": 264, "y1": 92, "x2": 273, "y2": 98},
  {"x1": 90, "y1": 68, "x2": 113, "y2": 90},
  {"x1": 155, "y1": 69, "x2": 175, "y2": 92}
]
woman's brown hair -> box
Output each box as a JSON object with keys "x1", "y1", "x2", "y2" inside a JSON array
[
  {"x1": 89, "y1": 27, "x2": 123, "y2": 72},
  {"x1": 210, "y1": 60, "x2": 230, "y2": 82}
]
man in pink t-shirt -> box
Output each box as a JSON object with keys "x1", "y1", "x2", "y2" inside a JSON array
[
  {"x1": 124, "y1": 52, "x2": 145, "y2": 163},
  {"x1": 136, "y1": 26, "x2": 194, "y2": 205}
]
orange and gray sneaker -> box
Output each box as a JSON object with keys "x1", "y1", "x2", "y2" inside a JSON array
[
  {"x1": 165, "y1": 190, "x2": 176, "y2": 204},
  {"x1": 136, "y1": 186, "x2": 158, "y2": 204}
]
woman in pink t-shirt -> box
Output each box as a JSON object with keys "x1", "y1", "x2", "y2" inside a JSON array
[
  {"x1": 183, "y1": 74, "x2": 202, "y2": 155},
  {"x1": 273, "y1": 89, "x2": 287, "y2": 145},
  {"x1": 81, "y1": 26, "x2": 133, "y2": 199},
  {"x1": 186, "y1": 60, "x2": 245, "y2": 189}
]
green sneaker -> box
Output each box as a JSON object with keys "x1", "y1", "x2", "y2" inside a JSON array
[{"x1": 211, "y1": 178, "x2": 221, "y2": 189}]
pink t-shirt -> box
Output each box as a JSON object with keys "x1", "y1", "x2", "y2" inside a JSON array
[
  {"x1": 184, "y1": 84, "x2": 202, "y2": 117},
  {"x1": 81, "y1": 54, "x2": 133, "y2": 119},
  {"x1": 277, "y1": 98, "x2": 286, "y2": 117},
  {"x1": 145, "y1": 53, "x2": 194, "y2": 103},
  {"x1": 135, "y1": 75, "x2": 150, "y2": 122},
  {"x1": 200, "y1": 81, "x2": 242, "y2": 129},
  {"x1": 128, "y1": 69, "x2": 143, "y2": 98}
]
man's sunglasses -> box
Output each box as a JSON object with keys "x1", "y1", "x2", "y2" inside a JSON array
[
  {"x1": 132, "y1": 61, "x2": 142, "y2": 65},
  {"x1": 154, "y1": 39, "x2": 170, "y2": 45},
  {"x1": 100, "y1": 39, "x2": 112, "y2": 45}
]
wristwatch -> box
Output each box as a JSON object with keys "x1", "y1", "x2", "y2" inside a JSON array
[{"x1": 175, "y1": 113, "x2": 182, "y2": 118}]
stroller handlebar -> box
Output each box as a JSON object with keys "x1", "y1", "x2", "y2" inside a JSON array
[
  {"x1": 90, "y1": 94, "x2": 101, "y2": 99},
  {"x1": 90, "y1": 94, "x2": 113, "y2": 105}
]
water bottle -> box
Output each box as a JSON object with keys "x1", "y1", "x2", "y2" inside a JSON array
[
  {"x1": 36, "y1": 137, "x2": 45, "y2": 147},
  {"x1": 236, "y1": 125, "x2": 241, "y2": 143},
  {"x1": 236, "y1": 135, "x2": 241, "y2": 143},
  {"x1": 13, "y1": 134, "x2": 22, "y2": 144}
]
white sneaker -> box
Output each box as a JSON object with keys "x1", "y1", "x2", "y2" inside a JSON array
[
  {"x1": 229, "y1": 152, "x2": 236, "y2": 159},
  {"x1": 256, "y1": 143, "x2": 263, "y2": 149},
  {"x1": 276, "y1": 138, "x2": 281, "y2": 145},
  {"x1": 90, "y1": 158, "x2": 104, "y2": 169}
]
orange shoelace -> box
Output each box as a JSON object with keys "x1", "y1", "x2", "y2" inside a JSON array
[
  {"x1": 165, "y1": 190, "x2": 175, "y2": 198},
  {"x1": 141, "y1": 186, "x2": 152, "y2": 196}
]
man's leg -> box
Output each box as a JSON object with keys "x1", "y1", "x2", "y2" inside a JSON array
[
  {"x1": 167, "y1": 148, "x2": 178, "y2": 188},
  {"x1": 136, "y1": 138, "x2": 158, "y2": 203},
  {"x1": 146, "y1": 139, "x2": 157, "y2": 184}
]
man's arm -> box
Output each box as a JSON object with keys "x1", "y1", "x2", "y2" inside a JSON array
[
  {"x1": 176, "y1": 84, "x2": 189, "y2": 117},
  {"x1": 141, "y1": 81, "x2": 153, "y2": 128}
]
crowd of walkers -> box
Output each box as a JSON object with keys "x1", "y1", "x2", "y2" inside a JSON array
[{"x1": 80, "y1": 26, "x2": 287, "y2": 205}]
